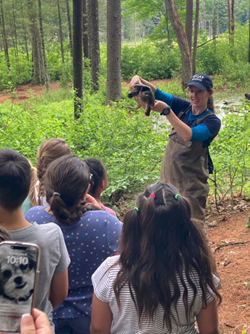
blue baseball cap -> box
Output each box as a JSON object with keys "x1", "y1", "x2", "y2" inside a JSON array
[{"x1": 187, "y1": 73, "x2": 213, "y2": 90}]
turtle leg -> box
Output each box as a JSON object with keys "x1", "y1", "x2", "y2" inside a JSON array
[{"x1": 144, "y1": 102, "x2": 151, "y2": 116}]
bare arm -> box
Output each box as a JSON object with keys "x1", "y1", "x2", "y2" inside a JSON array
[
  {"x1": 90, "y1": 293, "x2": 112, "y2": 334},
  {"x1": 196, "y1": 298, "x2": 220, "y2": 334},
  {"x1": 49, "y1": 269, "x2": 68, "y2": 308},
  {"x1": 129, "y1": 75, "x2": 156, "y2": 93},
  {"x1": 152, "y1": 100, "x2": 192, "y2": 141}
]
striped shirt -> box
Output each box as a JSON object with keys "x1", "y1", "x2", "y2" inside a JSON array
[{"x1": 92, "y1": 255, "x2": 218, "y2": 334}]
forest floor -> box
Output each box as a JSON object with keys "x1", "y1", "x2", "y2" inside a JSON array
[{"x1": 1, "y1": 81, "x2": 250, "y2": 332}]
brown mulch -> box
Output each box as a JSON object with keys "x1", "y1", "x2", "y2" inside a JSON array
[{"x1": 206, "y1": 200, "x2": 250, "y2": 334}]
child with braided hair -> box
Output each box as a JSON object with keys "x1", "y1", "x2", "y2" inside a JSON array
[
  {"x1": 91, "y1": 182, "x2": 221, "y2": 334},
  {"x1": 25, "y1": 155, "x2": 122, "y2": 334},
  {"x1": 30, "y1": 138, "x2": 71, "y2": 207}
]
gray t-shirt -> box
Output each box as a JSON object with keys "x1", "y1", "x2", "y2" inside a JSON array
[{"x1": 9, "y1": 222, "x2": 70, "y2": 323}]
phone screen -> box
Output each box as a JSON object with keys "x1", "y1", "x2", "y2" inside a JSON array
[{"x1": 0, "y1": 242, "x2": 40, "y2": 333}]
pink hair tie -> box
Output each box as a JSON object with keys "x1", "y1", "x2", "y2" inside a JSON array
[{"x1": 149, "y1": 194, "x2": 155, "y2": 198}]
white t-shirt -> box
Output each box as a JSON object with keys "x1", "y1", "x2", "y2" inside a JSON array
[
  {"x1": 34, "y1": 180, "x2": 49, "y2": 207},
  {"x1": 92, "y1": 255, "x2": 218, "y2": 334}
]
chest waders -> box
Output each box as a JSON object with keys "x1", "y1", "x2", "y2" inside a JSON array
[{"x1": 160, "y1": 108, "x2": 213, "y2": 223}]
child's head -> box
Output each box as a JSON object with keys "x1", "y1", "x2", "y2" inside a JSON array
[
  {"x1": 84, "y1": 158, "x2": 107, "y2": 197},
  {"x1": 44, "y1": 155, "x2": 93, "y2": 224},
  {"x1": 121, "y1": 182, "x2": 207, "y2": 261},
  {"x1": 115, "y1": 184, "x2": 221, "y2": 330},
  {"x1": 36, "y1": 138, "x2": 71, "y2": 204},
  {"x1": 0, "y1": 149, "x2": 31, "y2": 211}
]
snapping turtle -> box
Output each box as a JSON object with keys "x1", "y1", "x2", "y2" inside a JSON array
[{"x1": 128, "y1": 84, "x2": 155, "y2": 116}]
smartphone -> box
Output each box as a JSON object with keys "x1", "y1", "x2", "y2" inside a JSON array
[{"x1": 0, "y1": 241, "x2": 40, "y2": 333}]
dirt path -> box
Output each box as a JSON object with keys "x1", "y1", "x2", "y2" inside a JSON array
[{"x1": 0, "y1": 82, "x2": 60, "y2": 103}]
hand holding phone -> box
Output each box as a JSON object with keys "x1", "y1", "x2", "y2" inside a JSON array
[
  {"x1": 20, "y1": 309, "x2": 52, "y2": 334},
  {"x1": 0, "y1": 242, "x2": 40, "y2": 333}
]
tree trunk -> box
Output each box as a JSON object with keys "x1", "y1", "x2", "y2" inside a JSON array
[
  {"x1": 165, "y1": 8, "x2": 170, "y2": 47},
  {"x1": 192, "y1": 0, "x2": 199, "y2": 75},
  {"x1": 83, "y1": 0, "x2": 88, "y2": 58},
  {"x1": 231, "y1": 0, "x2": 234, "y2": 44},
  {"x1": 65, "y1": 0, "x2": 73, "y2": 57},
  {"x1": 248, "y1": 0, "x2": 250, "y2": 63},
  {"x1": 38, "y1": 0, "x2": 50, "y2": 92},
  {"x1": 0, "y1": 0, "x2": 10, "y2": 69},
  {"x1": 165, "y1": 0, "x2": 192, "y2": 86},
  {"x1": 185, "y1": 0, "x2": 193, "y2": 54},
  {"x1": 106, "y1": 0, "x2": 121, "y2": 104},
  {"x1": 57, "y1": 0, "x2": 65, "y2": 63},
  {"x1": 87, "y1": 0, "x2": 100, "y2": 91},
  {"x1": 21, "y1": 0, "x2": 29, "y2": 61},
  {"x1": 11, "y1": 0, "x2": 18, "y2": 58},
  {"x1": 12, "y1": 0, "x2": 20, "y2": 80},
  {"x1": 27, "y1": 0, "x2": 43, "y2": 85},
  {"x1": 227, "y1": 0, "x2": 231, "y2": 41},
  {"x1": 73, "y1": 0, "x2": 83, "y2": 119}
]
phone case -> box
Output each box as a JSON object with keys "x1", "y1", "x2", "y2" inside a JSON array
[{"x1": 0, "y1": 241, "x2": 40, "y2": 333}]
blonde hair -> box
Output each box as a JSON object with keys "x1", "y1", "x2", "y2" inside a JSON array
[
  {"x1": 28, "y1": 163, "x2": 39, "y2": 207},
  {"x1": 35, "y1": 138, "x2": 71, "y2": 205}
]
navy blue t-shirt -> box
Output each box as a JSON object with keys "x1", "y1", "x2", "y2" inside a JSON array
[
  {"x1": 155, "y1": 88, "x2": 221, "y2": 148},
  {"x1": 25, "y1": 207, "x2": 122, "y2": 320}
]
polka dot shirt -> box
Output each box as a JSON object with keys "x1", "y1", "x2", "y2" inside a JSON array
[{"x1": 25, "y1": 206, "x2": 122, "y2": 319}]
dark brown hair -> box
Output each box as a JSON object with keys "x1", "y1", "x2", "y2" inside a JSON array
[
  {"x1": 84, "y1": 158, "x2": 107, "y2": 197},
  {"x1": 113, "y1": 182, "x2": 221, "y2": 330},
  {"x1": 35, "y1": 138, "x2": 71, "y2": 205},
  {"x1": 44, "y1": 155, "x2": 99, "y2": 225},
  {"x1": 0, "y1": 149, "x2": 31, "y2": 211},
  {"x1": 207, "y1": 88, "x2": 215, "y2": 113}
]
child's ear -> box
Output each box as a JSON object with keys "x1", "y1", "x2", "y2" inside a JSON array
[{"x1": 101, "y1": 179, "x2": 107, "y2": 191}]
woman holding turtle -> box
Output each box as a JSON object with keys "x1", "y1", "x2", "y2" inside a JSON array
[{"x1": 130, "y1": 74, "x2": 221, "y2": 225}]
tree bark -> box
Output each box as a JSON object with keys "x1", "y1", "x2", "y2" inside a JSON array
[
  {"x1": 11, "y1": 0, "x2": 20, "y2": 80},
  {"x1": 165, "y1": 8, "x2": 170, "y2": 47},
  {"x1": 192, "y1": 0, "x2": 199, "y2": 75},
  {"x1": 0, "y1": 0, "x2": 10, "y2": 69},
  {"x1": 185, "y1": 0, "x2": 193, "y2": 54},
  {"x1": 165, "y1": 0, "x2": 192, "y2": 86},
  {"x1": 87, "y1": 0, "x2": 100, "y2": 91},
  {"x1": 65, "y1": 0, "x2": 73, "y2": 57},
  {"x1": 231, "y1": 0, "x2": 234, "y2": 44},
  {"x1": 21, "y1": 0, "x2": 29, "y2": 61},
  {"x1": 38, "y1": 0, "x2": 50, "y2": 92},
  {"x1": 73, "y1": 0, "x2": 83, "y2": 119},
  {"x1": 83, "y1": 0, "x2": 88, "y2": 58},
  {"x1": 27, "y1": 0, "x2": 43, "y2": 84},
  {"x1": 248, "y1": 0, "x2": 250, "y2": 63},
  {"x1": 57, "y1": 0, "x2": 65, "y2": 63},
  {"x1": 106, "y1": 0, "x2": 121, "y2": 104},
  {"x1": 227, "y1": 0, "x2": 231, "y2": 41}
]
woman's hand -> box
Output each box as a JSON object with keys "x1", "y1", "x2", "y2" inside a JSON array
[
  {"x1": 129, "y1": 75, "x2": 142, "y2": 90},
  {"x1": 151, "y1": 100, "x2": 169, "y2": 113},
  {"x1": 20, "y1": 309, "x2": 53, "y2": 334}
]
